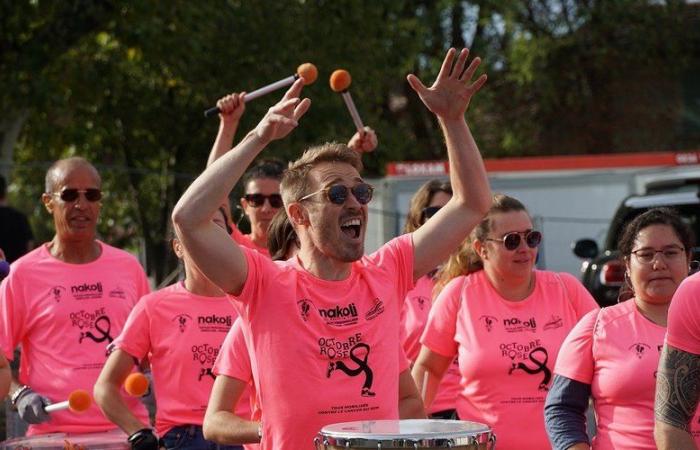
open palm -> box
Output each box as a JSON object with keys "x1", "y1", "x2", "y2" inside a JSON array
[{"x1": 407, "y1": 48, "x2": 487, "y2": 120}]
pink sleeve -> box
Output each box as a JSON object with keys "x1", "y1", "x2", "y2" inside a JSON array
[
  {"x1": 135, "y1": 266, "x2": 150, "y2": 300},
  {"x1": 228, "y1": 247, "x2": 277, "y2": 310},
  {"x1": 213, "y1": 320, "x2": 251, "y2": 382},
  {"x1": 420, "y1": 277, "x2": 461, "y2": 358},
  {"x1": 553, "y1": 309, "x2": 598, "y2": 384},
  {"x1": 666, "y1": 278, "x2": 700, "y2": 354},
  {"x1": 367, "y1": 234, "x2": 415, "y2": 300},
  {"x1": 112, "y1": 298, "x2": 151, "y2": 360},
  {"x1": 0, "y1": 272, "x2": 26, "y2": 360},
  {"x1": 559, "y1": 272, "x2": 599, "y2": 318}
]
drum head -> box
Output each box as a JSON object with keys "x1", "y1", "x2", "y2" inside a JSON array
[{"x1": 317, "y1": 419, "x2": 493, "y2": 449}]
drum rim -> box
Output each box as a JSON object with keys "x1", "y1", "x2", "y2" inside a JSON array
[{"x1": 316, "y1": 419, "x2": 493, "y2": 448}]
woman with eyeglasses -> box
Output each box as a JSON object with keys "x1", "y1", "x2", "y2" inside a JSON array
[
  {"x1": 544, "y1": 208, "x2": 700, "y2": 450},
  {"x1": 412, "y1": 194, "x2": 598, "y2": 449},
  {"x1": 399, "y1": 180, "x2": 461, "y2": 419}
]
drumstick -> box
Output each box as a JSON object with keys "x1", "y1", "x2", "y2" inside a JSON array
[
  {"x1": 204, "y1": 63, "x2": 318, "y2": 117},
  {"x1": 44, "y1": 389, "x2": 91, "y2": 413},
  {"x1": 330, "y1": 69, "x2": 364, "y2": 132},
  {"x1": 124, "y1": 372, "x2": 150, "y2": 397}
]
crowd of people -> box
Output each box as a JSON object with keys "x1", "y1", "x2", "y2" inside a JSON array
[{"x1": 0, "y1": 47, "x2": 699, "y2": 450}]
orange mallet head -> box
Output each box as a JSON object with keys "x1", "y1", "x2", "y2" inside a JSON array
[
  {"x1": 297, "y1": 63, "x2": 318, "y2": 85},
  {"x1": 68, "y1": 389, "x2": 92, "y2": 413},
  {"x1": 124, "y1": 372, "x2": 149, "y2": 397},
  {"x1": 330, "y1": 70, "x2": 352, "y2": 92}
]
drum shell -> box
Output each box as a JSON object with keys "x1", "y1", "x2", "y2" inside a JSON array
[{"x1": 0, "y1": 429, "x2": 129, "y2": 449}]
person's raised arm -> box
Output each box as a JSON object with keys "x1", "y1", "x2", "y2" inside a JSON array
[
  {"x1": 172, "y1": 80, "x2": 310, "y2": 295},
  {"x1": 207, "y1": 92, "x2": 246, "y2": 167},
  {"x1": 654, "y1": 343, "x2": 700, "y2": 450},
  {"x1": 203, "y1": 375, "x2": 260, "y2": 445},
  {"x1": 407, "y1": 48, "x2": 491, "y2": 280}
]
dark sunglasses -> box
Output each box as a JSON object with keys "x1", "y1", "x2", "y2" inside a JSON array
[
  {"x1": 244, "y1": 193, "x2": 283, "y2": 208},
  {"x1": 299, "y1": 183, "x2": 374, "y2": 205},
  {"x1": 421, "y1": 206, "x2": 442, "y2": 221},
  {"x1": 485, "y1": 230, "x2": 542, "y2": 251},
  {"x1": 52, "y1": 188, "x2": 102, "y2": 203}
]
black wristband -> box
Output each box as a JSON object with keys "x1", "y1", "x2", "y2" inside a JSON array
[{"x1": 128, "y1": 428, "x2": 159, "y2": 450}]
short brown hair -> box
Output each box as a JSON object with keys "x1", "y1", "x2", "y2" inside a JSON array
[{"x1": 280, "y1": 142, "x2": 362, "y2": 205}]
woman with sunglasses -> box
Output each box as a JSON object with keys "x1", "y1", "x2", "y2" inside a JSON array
[
  {"x1": 94, "y1": 213, "x2": 252, "y2": 450},
  {"x1": 545, "y1": 208, "x2": 700, "y2": 450},
  {"x1": 400, "y1": 180, "x2": 461, "y2": 419},
  {"x1": 412, "y1": 194, "x2": 597, "y2": 450}
]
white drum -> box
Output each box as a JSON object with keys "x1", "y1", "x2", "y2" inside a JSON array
[
  {"x1": 0, "y1": 429, "x2": 129, "y2": 449},
  {"x1": 315, "y1": 419, "x2": 496, "y2": 449}
]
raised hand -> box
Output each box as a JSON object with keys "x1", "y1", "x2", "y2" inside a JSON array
[
  {"x1": 407, "y1": 48, "x2": 487, "y2": 121},
  {"x1": 216, "y1": 92, "x2": 246, "y2": 123},
  {"x1": 347, "y1": 126, "x2": 378, "y2": 153},
  {"x1": 252, "y1": 78, "x2": 311, "y2": 144}
]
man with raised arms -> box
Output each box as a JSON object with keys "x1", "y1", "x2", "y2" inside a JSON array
[{"x1": 173, "y1": 48, "x2": 490, "y2": 450}]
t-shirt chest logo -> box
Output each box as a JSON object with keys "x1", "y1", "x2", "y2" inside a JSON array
[
  {"x1": 70, "y1": 307, "x2": 114, "y2": 351},
  {"x1": 47, "y1": 286, "x2": 67, "y2": 303},
  {"x1": 298, "y1": 298, "x2": 363, "y2": 327},
  {"x1": 629, "y1": 342, "x2": 651, "y2": 359},
  {"x1": 70, "y1": 282, "x2": 104, "y2": 301},
  {"x1": 543, "y1": 315, "x2": 563, "y2": 331},
  {"x1": 479, "y1": 315, "x2": 497, "y2": 332},
  {"x1": 503, "y1": 316, "x2": 537, "y2": 333},
  {"x1": 173, "y1": 314, "x2": 193, "y2": 333}
]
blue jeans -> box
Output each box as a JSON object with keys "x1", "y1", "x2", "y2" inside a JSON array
[{"x1": 162, "y1": 425, "x2": 244, "y2": 450}]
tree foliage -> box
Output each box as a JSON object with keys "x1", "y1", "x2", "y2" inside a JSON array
[{"x1": 1, "y1": 0, "x2": 698, "y2": 282}]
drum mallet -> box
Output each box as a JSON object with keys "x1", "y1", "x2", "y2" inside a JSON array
[
  {"x1": 330, "y1": 69, "x2": 364, "y2": 132},
  {"x1": 44, "y1": 389, "x2": 92, "y2": 414},
  {"x1": 124, "y1": 372, "x2": 149, "y2": 397},
  {"x1": 204, "y1": 63, "x2": 318, "y2": 117}
]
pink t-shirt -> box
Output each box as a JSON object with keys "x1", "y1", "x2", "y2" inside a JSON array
[
  {"x1": 400, "y1": 274, "x2": 460, "y2": 414},
  {"x1": 215, "y1": 235, "x2": 414, "y2": 450},
  {"x1": 231, "y1": 226, "x2": 270, "y2": 257},
  {"x1": 112, "y1": 282, "x2": 243, "y2": 436},
  {"x1": 216, "y1": 318, "x2": 261, "y2": 450},
  {"x1": 555, "y1": 299, "x2": 700, "y2": 449},
  {"x1": 0, "y1": 242, "x2": 150, "y2": 435},
  {"x1": 667, "y1": 271, "x2": 700, "y2": 355},
  {"x1": 422, "y1": 270, "x2": 597, "y2": 450}
]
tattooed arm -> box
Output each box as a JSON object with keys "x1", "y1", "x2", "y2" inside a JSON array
[{"x1": 654, "y1": 343, "x2": 700, "y2": 450}]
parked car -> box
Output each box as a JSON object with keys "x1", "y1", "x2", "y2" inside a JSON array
[{"x1": 573, "y1": 176, "x2": 700, "y2": 307}]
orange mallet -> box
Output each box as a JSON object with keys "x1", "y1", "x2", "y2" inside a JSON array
[
  {"x1": 124, "y1": 372, "x2": 149, "y2": 397},
  {"x1": 204, "y1": 63, "x2": 318, "y2": 117},
  {"x1": 44, "y1": 389, "x2": 91, "y2": 414},
  {"x1": 330, "y1": 69, "x2": 364, "y2": 132}
]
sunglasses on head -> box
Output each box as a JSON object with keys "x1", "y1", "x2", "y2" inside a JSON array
[
  {"x1": 299, "y1": 182, "x2": 374, "y2": 205},
  {"x1": 485, "y1": 230, "x2": 542, "y2": 251},
  {"x1": 244, "y1": 193, "x2": 283, "y2": 208},
  {"x1": 52, "y1": 188, "x2": 102, "y2": 203},
  {"x1": 421, "y1": 206, "x2": 442, "y2": 221}
]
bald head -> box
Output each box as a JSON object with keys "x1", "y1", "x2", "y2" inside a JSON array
[{"x1": 45, "y1": 157, "x2": 101, "y2": 193}]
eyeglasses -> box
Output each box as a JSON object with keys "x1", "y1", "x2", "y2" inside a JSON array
[
  {"x1": 244, "y1": 193, "x2": 283, "y2": 208},
  {"x1": 485, "y1": 230, "x2": 542, "y2": 251},
  {"x1": 51, "y1": 188, "x2": 102, "y2": 203},
  {"x1": 631, "y1": 246, "x2": 686, "y2": 264},
  {"x1": 299, "y1": 183, "x2": 374, "y2": 205},
  {"x1": 421, "y1": 206, "x2": 442, "y2": 221}
]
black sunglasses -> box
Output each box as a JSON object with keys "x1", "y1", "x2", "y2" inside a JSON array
[
  {"x1": 244, "y1": 193, "x2": 283, "y2": 208},
  {"x1": 421, "y1": 206, "x2": 442, "y2": 221},
  {"x1": 299, "y1": 183, "x2": 374, "y2": 205},
  {"x1": 52, "y1": 188, "x2": 102, "y2": 203},
  {"x1": 485, "y1": 230, "x2": 542, "y2": 251}
]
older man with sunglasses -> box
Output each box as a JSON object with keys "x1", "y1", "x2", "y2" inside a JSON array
[
  {"x1": 1, "y1": 157, "x2": 150, "y2": 438},
  {"x1": 174, "y1": 48, "x2": 491, "y2": 450}
]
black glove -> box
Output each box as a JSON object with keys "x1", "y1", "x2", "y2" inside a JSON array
[
  {"x1": 128, "y1": 428, "x2": 159, "y2": 450},
  {"x1": 14, "y1": 387, "x2": 51, "y2": 424}
]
